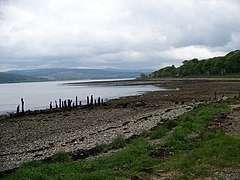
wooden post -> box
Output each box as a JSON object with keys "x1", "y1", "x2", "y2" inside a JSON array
[
  {"x1": 64, "y1": 100, "x2": 67, "y2": 108},
  {"x1": 55, "y1": 100, "x2": 58, "y2": 108},
  {"x1": 21, "y1": 98, "x2": 24, "y2": 113},
  {"x1": 101, "y1": 99, "x2": 104, "y2": 106},
  {"x1": 50, "y1": 101, "x2": 53, "y2": 109},
  {"x1": 98, "y1": 97, "x2": 101, "y2": 107},
  {"x1": 67, "y1": 99, "x2": 72, "y2": 108},
  {"x1": 59, "y1": 99, "x2": 62, "y2": 108},
  {"x1": 94, "y1": 99, "x2": 97, "y2": 107},
  {"x1": 79, "y1": 101, "x2": 82, "y2": 106},
  {"x1": 76, "y1": 96, "x2": 78, "y2": 107},
  {"x1": 90, "y1": 95, "x2": 93, "y2": 105},
  {"x1": 16, "y1": 105, "x2": 20, "y2": 115},
  {"x1": 87, "y1": 96, "x2": 89, "y2": 105},
  {"x1": 214, "y1": 91, "x2": 217, "y2": 100}
]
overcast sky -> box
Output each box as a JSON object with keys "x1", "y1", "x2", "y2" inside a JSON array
[{"x1": 0, "y1": 0, "x2": 239, "y2": 71}]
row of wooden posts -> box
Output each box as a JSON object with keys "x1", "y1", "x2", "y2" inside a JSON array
[
  {"x1": 16, "y1": 95, "x2": 105, "y2": 116},
  {"x1": 49, "y1": 95, "x2": 104, "y2": 109}
]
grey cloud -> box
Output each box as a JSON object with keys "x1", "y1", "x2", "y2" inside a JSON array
[{"x1": 0, "y1": 0, "x2": 239, "y2": 71}]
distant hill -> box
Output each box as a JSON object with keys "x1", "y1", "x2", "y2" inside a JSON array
[
  {"x1": 0, "y1": 68, "x2": 151, "y2": 83},
  {"x1": 150, "y1": 50, "x2": 240, "y2": 78},
  {"x1": 0, "y1": 72, "x2": 48, "y2": 83}
]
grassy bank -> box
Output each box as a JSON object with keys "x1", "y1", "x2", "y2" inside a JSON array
[{"x1": 4, "y1": 99, "x2": 240, "y2": 179}]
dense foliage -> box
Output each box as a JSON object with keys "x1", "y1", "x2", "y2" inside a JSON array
[{"x1": 151, "y1": 50, "x2": 240, "y2": 78}]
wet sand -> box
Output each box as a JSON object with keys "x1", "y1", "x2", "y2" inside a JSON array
[{"x1": 1, "y1": 78, "x2": 240, "y2": 173}]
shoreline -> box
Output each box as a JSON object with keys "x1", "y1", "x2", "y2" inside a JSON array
[
  {"x1": 0, "y1": 78, "x2": 159, "y2": 116},
  {"x1": 0, "y1": 101, "x2": 197, "y2": 174},
  {"x1": 67, "y1": 77, "x2": 240, "y2": 86},
  {"x1": 1, "y1": 78, "x2": 240, "y2": 173}
]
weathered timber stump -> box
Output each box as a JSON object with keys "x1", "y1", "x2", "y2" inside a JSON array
[{"x1": 21, "y1": 98, "x2": 25, "y2": 114}]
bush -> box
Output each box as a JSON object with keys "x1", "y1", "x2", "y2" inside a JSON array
[
  {"x1": 20, "y1": 160, "x2": 43, "y2": 168},
  {"x1": 150, "y1": 126, "x2": 167, "y2": 140},
  {"x1": 51, "y1": 151, "x2": 73, "y2": 163},
  {"x1": 164, "y1": 119, "x2": 179, "y2": 130},
  {"x1": 95, "y1": 144, "x2": 109, "y2": 153},
  {"x1": 110, "y1": 135, "x2": 127, "y2": 149}
]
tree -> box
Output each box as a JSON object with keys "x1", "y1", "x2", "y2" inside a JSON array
[{"x1": 150, "y1": 50, "x2": 240, "y2": 78}]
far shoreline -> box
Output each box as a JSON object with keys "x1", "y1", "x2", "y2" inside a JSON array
[{"x1": 66, "y1": 77, "x2": 240, "y2": 87}]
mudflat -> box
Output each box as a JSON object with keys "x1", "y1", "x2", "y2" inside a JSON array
[{"x1": 1, "y1": 78, "x2": 240, "y2": 173}]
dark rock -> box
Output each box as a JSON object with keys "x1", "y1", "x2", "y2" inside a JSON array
[
  {"x1": 219, "y1": 112, "x2": 228, "y2": 119},
  {"x1": 150, "y1": 148, "x2": 172, "y2": 159},
  {"x1": 135, "y1": 101, "x2": 146, "y2": 107},
  {"x1": 122, "y1": 121, "x2": 130, "y2": 126},
  {"x1": 131, "y1": 176, "x2": 141, "y2": 180},
  {"x1": 116, "y1": 103, "x2": 129, "y2": 108}
]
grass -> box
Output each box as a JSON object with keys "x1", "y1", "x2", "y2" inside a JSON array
[
  {"x1": 95, "y1": 135, "x2": 127, "y2": 153},
  {"x1": 110, "y1": 135, "x2": 127, "y2": 149},
  {"x1": 162, "y1": 134, "x2": 240, "y2": 179},
  {"x1": 149, "y1": 126, "x2": 167, "y2": 140},
  {"x1": 51, "y1": 151, "x2": 73, "y2": 163},
  {"x1": 5, "y1": 138, "x2": 157, "y2": 180},
  {"x1": 4, "y1": 99, "x2": 240, "y2": 179}
]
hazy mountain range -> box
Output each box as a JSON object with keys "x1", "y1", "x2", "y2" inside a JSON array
[{"x1": 0, "y1": 68, "x2": 151, "y2": 83}]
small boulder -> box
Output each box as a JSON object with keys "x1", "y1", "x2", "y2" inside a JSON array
[{"x1": 135, "y1": 101, "x2": 146, "y2": 107}]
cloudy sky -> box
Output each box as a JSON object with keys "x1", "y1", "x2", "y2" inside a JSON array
[{"x1": 0, "y1": 0, "x2": 239, "y2": 71}]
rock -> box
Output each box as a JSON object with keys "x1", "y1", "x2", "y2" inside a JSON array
[
  {"x1": 135, "y1": 101, "x2": 146, "y2": 107},
  {"x1": 131, "y1": 176, "x2": 141, "y2": 180},
  {"x1": 219, "y1": 112, "x2": 229, "y2": 119},
  {"x1": 222, "y1": 95, "x2": 228, "y2": 101},
  {"x1": 186, "y1": 133, "x2": 203, "y2": 141},
  {"x1": 150, "y1": 148, "x2": 172, "y2": 159},
  {"x1": 116, "y1": 103, "x2": 129, "y2": 108}
]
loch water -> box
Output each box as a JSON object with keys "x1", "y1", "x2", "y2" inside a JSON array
[{"x1": 0, "y1": 79, "x2": 163, "y2": 114}]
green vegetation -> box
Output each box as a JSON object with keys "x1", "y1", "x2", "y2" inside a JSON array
[
  {"x1": 4, "y1": 99, "x2": 240, "y2": 179},
  {"x1": 151, "y1": 50, "x2": 240, "y2": 77},
  {"x1": 149, "y1": 126, "x2": 167, "y2": 140},
  {"x1": 51, "y1": 151, "x2": 73, "y2": 163},
  {"x1": 96, "y1": 135, "x2": 127, "y2": 153},
  {"x1": 110, "y1": 135, "x2": 127, "y2": 149}
]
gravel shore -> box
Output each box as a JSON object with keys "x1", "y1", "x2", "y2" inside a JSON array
[{"x1": 1, "y1": 78, "x2": 240, "y2": 173}]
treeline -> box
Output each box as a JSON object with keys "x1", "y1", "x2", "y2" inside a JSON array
[{"x1": 150, "y1": 50, "x2": 240, "y2": 78}]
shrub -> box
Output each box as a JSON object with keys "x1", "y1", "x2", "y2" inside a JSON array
[
  {"x1": 95, "y1": 143, "x2": 109, "y2": 153},
  {"x1": 20, "y1": 160, "x2": 43, "y2": 168},
  {"x1": 150, "y1": 126, "x2": 167, "y2": 140},
  {"x1": 164, "y1": 119, "x2": 179, "y2": 130},
  {"x1": 51, "y1": 151, "x2": 73, "y2": 163},
  {"x1": 110, "y1": 135, "x2": 127, "y2": 149}
]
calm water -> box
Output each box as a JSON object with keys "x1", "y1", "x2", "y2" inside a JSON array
[{"x1": 0, "y1": 79, "x2": 162, "y2": 114}]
